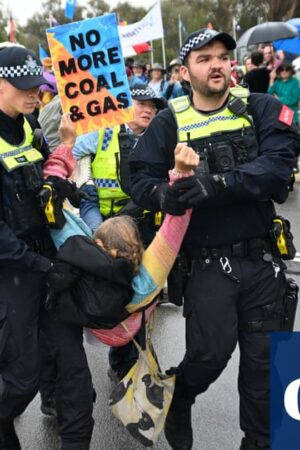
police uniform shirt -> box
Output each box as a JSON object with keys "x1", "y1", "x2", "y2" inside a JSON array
[{"x1": 130, "y1": 93, "x2": 298, "y2": 247}]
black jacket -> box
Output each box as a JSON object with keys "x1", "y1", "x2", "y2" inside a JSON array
[
  {"x1": 130, "y1": 93, "x2": 298, "y2": 247},
  {"x1": 50, "y1": 235, "x2": 134, "y2": 329}
]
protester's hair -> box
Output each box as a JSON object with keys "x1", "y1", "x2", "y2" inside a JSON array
[
  {"x1": 93, "y1": 215, "x2": 143, "y2": 274},
  {"x1": 251, "y1": 50, "x2": 264, "y2": 67}
]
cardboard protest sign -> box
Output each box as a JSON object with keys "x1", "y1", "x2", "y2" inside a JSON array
[{"x1": 46, "y1": 14, "x2": 134, "y2": 135}]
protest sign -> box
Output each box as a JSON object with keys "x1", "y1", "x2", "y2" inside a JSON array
[{"x1": 47, "y1": 14, "x2": 134, "y2": 135}]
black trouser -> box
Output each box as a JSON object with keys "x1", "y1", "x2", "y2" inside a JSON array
[
  {"x1": 39, "y1": 330, "x2": 57, "y2": 400},
  {"x1": 172, "y1": 254, "x2": 286, "y2": 445},
  {"x1": 0, "y1": 269, "x2": 44, "y2": 420},
  {"x1": 41, "y1": 314, "x2": 94, "y2": 449}
]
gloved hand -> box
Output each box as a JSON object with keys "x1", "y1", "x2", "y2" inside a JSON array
[
  {"x1": 117, "y1": 200, "x2": 144, "y2": 218},
  {"x1": 46, "y1": 176, "x2": 87, "y2": 208},
  {"x1": 46, "y1": 259, "x2": 79, "y2": 293},
  {"x1": 172, "y1": 174, "x2": 226, "y2": 207},
  {"x1": 162, "y1": 184, "x2": 188, "y2": 216}
]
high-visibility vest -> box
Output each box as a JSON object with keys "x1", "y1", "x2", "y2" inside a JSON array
[
  {"x1": 0, "y1": 118, "x2": 43, "y2": 171},
  {"x1": 92, "y1": 126, "x2": 129, "y2": 217},
  {"x1": 169, "y1": 86, "x2": 257, "y2": 174}
]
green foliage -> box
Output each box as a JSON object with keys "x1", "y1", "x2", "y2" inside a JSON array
[{"x1": 2, "y1": 0, "x2": 299, "y2": 63}]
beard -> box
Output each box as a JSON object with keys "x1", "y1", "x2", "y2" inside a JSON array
[{"x1": 188, "y1": 70, "x2": 230, "y2": 98}]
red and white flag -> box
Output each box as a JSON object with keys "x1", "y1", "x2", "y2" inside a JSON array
[{"x1": 119, "y1": 2, "x2": 163, "y2": 56}]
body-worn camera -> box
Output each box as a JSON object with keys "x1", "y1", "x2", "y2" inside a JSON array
[{"x1": 212, "y1": 142, "x2": 235, "y2": 173}]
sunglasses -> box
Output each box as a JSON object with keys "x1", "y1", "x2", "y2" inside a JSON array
[{"x1": 279, "y1": 67, "x2": 291, "y2": 72}]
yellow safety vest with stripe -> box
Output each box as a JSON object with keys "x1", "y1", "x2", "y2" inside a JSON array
[
  {"x1": 169, "y1": 86, "x2": 258, "y2": 174},
  {"x1": 0, "y1": 118, "x2": 44, "y2": 171},
  {"x1": 92, "y1": 126, "x2": 129, "y2": 217}
]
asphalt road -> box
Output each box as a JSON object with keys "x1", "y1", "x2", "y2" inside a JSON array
[{"x1": 15, "y1": 181, "x2": 300, "y2": 450}]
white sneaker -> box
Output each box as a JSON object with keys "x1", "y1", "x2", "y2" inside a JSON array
[{"x1": 73, "y1": 155, "x2": 94, "y2": 188}]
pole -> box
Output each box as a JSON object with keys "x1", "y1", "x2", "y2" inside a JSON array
[
  {"x1": 232, "y1": 16, "x2": 237, "y2": 61},
  {"x1": 150, "y1": 41, "x2": 154, "y2": 66},
  {"x1": 161, "y1": 36, "x2": 166, "y2": 73},
  {"x1": 178, "y1": 14, "x2": 182, "y2": 49}
]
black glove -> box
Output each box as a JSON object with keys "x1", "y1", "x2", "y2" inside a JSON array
[
  {"x1": 46, "y1": 259, "x2": 79, "y2": 293},
  {"x1": 162, "y1": 184, "x2": 188, "y2": 216},
  {"x1": 172, "y1": 174, "x2": 226, "y2": 207},
  {"x1": 46, "y1": 176, "x2": 87, "y2": 208},
  {"x1": 117, "y1": 200, "x2": 144, "y2": 218}
]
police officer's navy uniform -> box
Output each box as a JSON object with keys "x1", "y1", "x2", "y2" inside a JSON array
[
  {"x1": 0, "y1": 47, "x2": 94, "y2": 450},
  {"x1": 130, "y1": 58, "x2": 298, "y2": 448}
]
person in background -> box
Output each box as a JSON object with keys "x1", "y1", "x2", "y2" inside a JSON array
[
  {"x1": 268, "y1": 61, "x2": 300, "y2": 126},
  {"x1": 243, "y1": 50, "x2": 270, "y2": 93},
  {"x1": 147, "y1": 62, "x2": 166, "y2": 97},
  {"x1": 129, "y1": 60, "x2": 149, "y2": 87},
  {"x1": 145, "y1": 62, "x2": 151, "y2": 79},
  {"x1": 244, "y1": 55, "x2": 253, "y2": 73},
  {"x1": 39, "y1": 70, "x2": 58, "y2": 109},
  {"x1": 162, "y1": 58, "x2": 190, "y2": 100},
  {"x1": 42, "y1": 56, "x2": 53, "y2": 72}
]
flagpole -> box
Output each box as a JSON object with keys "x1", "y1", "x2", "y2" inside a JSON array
[
  {"x1": 150, "y1": 40, "x2": 154, "y2": 66},
  {"x1": 178, "y1": 14, "x2": 182, "y2": 50},
  {"x1": 161, "y1": 36, "x2": 166, "y2": 71},
  {"x1": 232, "y1": 16, "x2": 237, "y2": 60}
]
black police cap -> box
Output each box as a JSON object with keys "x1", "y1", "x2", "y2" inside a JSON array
[
  {"x1": 0, "y1": 46, "x2": 48, "y2": 90},
  {"x1": 180, "y1": 28, "x2": 236, "y2": 63},
  {"x1": 131, "y1": 83, "x2": 166, "y2": 110}
]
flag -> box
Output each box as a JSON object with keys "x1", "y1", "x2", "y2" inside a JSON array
[
  {"x1": 8, "y1": 16, "x2": 16, "y2": 43},
  {"x1": 118, "y1": 2, "x2": 163, "y2": 48},
  {"x1": 39, "y1": 44, "x2": 48, "y2": 62},
  {"x1": 122, "y1": 43, "x2": 152, "y2": 58},
  {"x1": 179, "y1": 18, "x2": 188, "y2": 38},
  {"x1": 65, "y1": 0, "x2": 76, "y2": 20},
  {"x1": 49, "y1": 14, "x2": 59, "y2": 27}
]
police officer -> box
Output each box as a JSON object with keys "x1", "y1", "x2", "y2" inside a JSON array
[
  {"x1": 73, "y1": 84, "x2": 166, "y2": 380},
  {"x1": 0, "y1": 46, "x2": 90, "y2": 449},
  {"x1": 130, "y1": 29, "x2": 299, "y2": 450}
]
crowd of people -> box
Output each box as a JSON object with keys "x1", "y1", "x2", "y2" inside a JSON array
[{"x1": 0, "y1": 24, "x2": 299, "y2": 450}]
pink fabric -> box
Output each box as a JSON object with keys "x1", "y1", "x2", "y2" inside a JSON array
[
  {"x1": 90, "y1": 302, "x2": 157, "y2": 347},
  {"x1": 43, "y1": 144, "x2": 76, "y2": 179}
]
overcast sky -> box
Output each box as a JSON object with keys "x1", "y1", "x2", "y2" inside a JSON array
[{"x1": 3, "y1": 0, "x2": 156, "y2": 25}]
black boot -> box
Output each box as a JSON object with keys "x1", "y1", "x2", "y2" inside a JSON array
[
  {"x1": 240, "y1": 437, "x2": 270, "y2": 449},
  {"x1": 0, "y1": 420, "x2": 21, "y2": 450},
  {"x1": 164, "y1": 401, "x2": 193, "y2": 450}
]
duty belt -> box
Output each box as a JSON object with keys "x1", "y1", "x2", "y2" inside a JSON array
[{"x1": 185, "y1": 238, "x2": 272, "y2": 260}]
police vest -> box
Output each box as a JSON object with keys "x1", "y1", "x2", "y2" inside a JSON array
[
  {"x1": 92, "y1": 126, "x2": 130, "y2": 217},
  {"x1": 0, "y1": 118, "x2": 44, "y2": 171},
  {"x1": 169, "y1": 87, "x2": 259, "y2": 174}
]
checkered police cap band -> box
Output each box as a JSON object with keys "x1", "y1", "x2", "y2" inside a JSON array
[
  {"x1": 131, "y1": 86, "x2": 156, "y2": 99},
  {"x1": 0, "y1": 63, "x2": 43, "y2": 78},
  {"x1": 180, "y1": 30, "x2": 219, "y2": 62},
  {"x1": 179, "y1": 29, "x2": 236, "y2": 62}
]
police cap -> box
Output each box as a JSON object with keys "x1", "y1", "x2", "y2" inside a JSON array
[
  {"x1": 131, "y1": 83, "x2": 166, "y2": 110},
  {"x1": 180, "y1": 28, "x2": 236, "y2": 63},
  {"x1": 0, "y1": 46, "x2": 48, "y2": 90}
]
